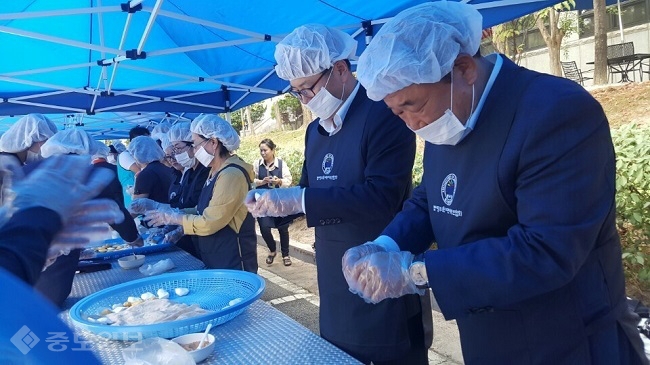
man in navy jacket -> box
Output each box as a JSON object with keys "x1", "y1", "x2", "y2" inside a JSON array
[
  {"x1": 246, "y1": 24, "x2": 431, "y2": 364},
  {"x1": 342, "y1": 2, "x2": 648, "y2": 365}
]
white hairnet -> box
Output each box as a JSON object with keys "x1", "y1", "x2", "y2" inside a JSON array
[
  {"x1": 357, "y1": 2, "x2": 483, "y2": 101},
  {"x1": 160, "y1": 134, "x2": 172, "y2": 151},
  {"x1": 150, "y1": 121, "x2": 171, "y2": 142},
  {"x1": 0, "y1": 114, "x2": 58, "y2": 153},
  {"x1": 41, "y1": 128, "x2": 94, "y2": 158},
  {"x1": 111, "y1": 141, "x2": 126, "y2": 153},
  {"x1": 91, "y1": 141, "x2": 110, "y2": 159},
  {"x1": 127, "y1": 136, "x2": 164, "y2": 164},
  {"x1": 274, "y1": 24, "x2": 357, "y2": 80},
  {"x1": 190, "y1": 114, "x2": 240, "y2": 152},
  {"x1": 168, "y1": 122, "x2": 192, "y2": 143}
]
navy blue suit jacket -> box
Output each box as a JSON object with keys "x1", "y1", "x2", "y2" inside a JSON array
[{"x1": 383, "y1": 57, "x2": 645, "y2": 364}]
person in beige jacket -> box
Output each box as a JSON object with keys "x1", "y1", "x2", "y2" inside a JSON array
[{"x1": 144, "y1": 114, "x2": 257, "y2": 273}]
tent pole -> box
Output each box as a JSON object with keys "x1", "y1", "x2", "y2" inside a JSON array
[
  {"x1": 231, "y1": 69, "x2": 277, "y2": 109},
  {"x1": 121, "y1": 63, "x2": 272, "y2": 81},
  {"x1": 0, "y1": 25, "x2": 122, "y2": 55},
  {"x1": 9, "y1": 90, "x2": 70, "y2": 101},
  {"x1": 137, "y1": 0, "x2": 164, "y2": 54},
  {"x1": 97, "y1": 0, "x2": 106, "y2": 58},
  {"x1": 107, "y1": 12, "x2": 136, "y2": 93},
  {"x1": 226, "y1": 112, "x2": 232, "y2": 124},
  {"x1": 113, "y1": 79, "x2": 197, "y2": 95},
  {"x1": 162, "y1": 99, "x2": 225, "y2": 111},
  {"x1": 156, "y1": 9, "x2": 271, "y2": 40},
  {"x1": 617, "y1": 0, "x2": 625, "y2": 42},
  {"x1": 0, "y1": 76, "x2": 98, "y2": 96},
  {"x1": 90, "y1": 68, "x2": 106, "y2": 113},
  {"x1": 0, "y1": 6, "x2": 119, "y2": 20},
  {"x1": 95, "y1": 99, "x2": 160, "y2": 113},
  {"x1": 4, "y1": 62, "x2": 94, "y2": 77},
  {"x1": 148, "y1": 38, "x2": 262, "y2": 57},
  {"x1": 7, "y1": 100, "x2": 85, "y2": 113}
]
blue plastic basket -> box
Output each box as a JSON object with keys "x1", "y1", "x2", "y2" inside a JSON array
[{"x1": 68, "y1": 270, "x2": 265, "y2": 341}]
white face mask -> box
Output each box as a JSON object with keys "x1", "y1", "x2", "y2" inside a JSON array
[
  {"x1": 306, "y1": 71, "x2": 343, "y2": 121},
  {"x1": 174, "y1": 151, "x2": 195, "y2": 169},
  {"x1": 26, "y1": 150, "x2": 43, "y2": 164},
  {"x1": 107, "y1": 155, "x2": 117, "y2": 164},
  {"x1": 195, "y1": 146, "x2": 214, "y2": 168},
  {"x1": 412, "y1": 73, "x2": 475, "y2": 146}
]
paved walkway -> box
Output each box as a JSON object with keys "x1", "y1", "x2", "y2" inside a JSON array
[{"x1": 255, "y1": 236, "x2": 465, "y2": 364}]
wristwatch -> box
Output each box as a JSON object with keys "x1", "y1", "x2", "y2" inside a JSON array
[{"x1": 409, "y1": 257, "x2": 429, "y2": 289}]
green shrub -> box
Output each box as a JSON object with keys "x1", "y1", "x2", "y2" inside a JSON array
[{"x1": 611, "y1": 123, "x2": 650, "y2": 293}]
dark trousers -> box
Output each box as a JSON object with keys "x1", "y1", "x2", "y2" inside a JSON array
[
  {"x1": 259, "y1": 222, "x2": 290, "y2": 257},
  {"x1": 331, "y1": 313, "x2": 429, "y2": 365},
  {"x1": 176, "y1": 235, "x2": 201, "y2": 260}
]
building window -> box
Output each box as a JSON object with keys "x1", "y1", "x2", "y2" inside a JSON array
[{"x1": 579, "y1": 0, "x2": 649, "y2": 38}]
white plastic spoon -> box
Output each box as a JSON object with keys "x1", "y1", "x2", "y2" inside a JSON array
[{"x1": 198, "y1": 323, "x2": 212, "y2": 349}]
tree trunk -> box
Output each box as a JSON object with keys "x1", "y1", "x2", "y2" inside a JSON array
[
  {"x1": 301, "y1": 103, "x2": 313, "y2": 126},
  {"x1": 245, "y1": 106, "x2": 253, "y2": 136},
  {"x1": 273, "y1": 101, "x2": 283, "y2": 130},
  {"x1": 593, "y1": 0, "x2": 608, "y2": 84},
  {"x1": 537, "y1": 9, "x2": 564, "y2": 77}
]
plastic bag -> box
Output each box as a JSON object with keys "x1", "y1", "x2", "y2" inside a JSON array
[
  {"x1": 122, "y1": 337, "x2": 194, "y2": 365},
  {"x1": 139, "y1": 258, "x2": 175, "y2": 276}
]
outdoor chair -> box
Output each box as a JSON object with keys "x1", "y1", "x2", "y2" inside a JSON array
[
  {"x1": 606, "y1": 42, "x2": 642, "y2": 82},
  {"x1": 561, "y1": 61, "x2": 593, "y2": 86}
]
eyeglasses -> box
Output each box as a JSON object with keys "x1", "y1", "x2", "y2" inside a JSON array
[
  {"x1": 288, "y1": 68, "x2": 331, "y2": 100},
  {"x1": 192, "y1": 139, "x2": 209, "y2": 151},
  {"x1": 172, "y1": 142, "x2": 192, "y2": 154}
]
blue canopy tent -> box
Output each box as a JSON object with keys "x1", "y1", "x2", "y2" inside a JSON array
[{"x1": 0, "y1": 0, "x2": 567, "y2": 138}]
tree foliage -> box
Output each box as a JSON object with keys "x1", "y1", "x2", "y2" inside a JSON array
[
  {"x1": 611, "y1": 123, "x2": 650, "y2": 300},
  {"x1": 221, "y1": 102, "x2": 266, "y2": 132},
  {"x1": 271, "y1": 94, "x2": 304, "y2": 130},
  {"x1": 535, "y1": 0, "x2": 577, "y2": 76},
  {"x1": 491, "y1": 1, "x2": 577, "y2": 75},
  {"x1": 492, "y1": 17, "x2": 536, "y2": 64}
]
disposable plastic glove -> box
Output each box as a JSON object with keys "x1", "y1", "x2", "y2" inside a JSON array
[
  {"x1": 343, "y1": 251, "x2": 424, "y2": 304},
  {"x1": 49, "y1": 199, "x2": 124, "y2": 252},
  {"x1": 143, "y1": 209, "x2": 183, "y2": 227},
  {"x1": 11, "y1": 155, "x2": 114, "y2": 223},
  {"x1": 129, "y1": 198, "x2": 167, "y2": 215},
  {"x1": 162, "y1": 226, "x2": 184, "y2": 245},
  {"x1": 244, "y1": 187, "x2": 303, "y2": 218},
  {"x1": 342, "y1": 242, "x2": 388, "y2": 272}
]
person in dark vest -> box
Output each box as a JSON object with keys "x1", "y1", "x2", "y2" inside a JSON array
[
  {"x1": 245, "y1": 24, "x2": 431, "y2": 365},
  {"x1": 342, "y1": 3, "x2": 649, "y2": 365},
  {"x1": 130, "y1": 122, "x2": 209, "y2": 258},
  {"x1": 144, "y1": 115, "x2": 257, "y2": 273},
  {"x1": 253, "y1": 138, "x2": 294, "y2": 266}
]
